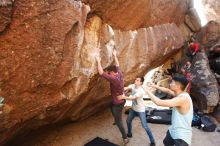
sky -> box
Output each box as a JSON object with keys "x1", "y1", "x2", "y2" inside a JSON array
[{"x1": 193, "y1": 0, "x2": 208, "y2": 26}]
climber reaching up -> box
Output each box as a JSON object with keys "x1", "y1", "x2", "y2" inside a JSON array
[{"x1": 96, "y1": 49, "x2": 129, "y2": 145}]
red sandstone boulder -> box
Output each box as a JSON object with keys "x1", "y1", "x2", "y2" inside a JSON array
[
  {"x1": 190, "y1": 52, "x2": 219, "y2": 113},
  {"x1": 0, "y1": 0, "x2": 187, "y2": 144},
  {"x1": 83, "y1": 0, "x2": 191, "y2": 30},
  {"x1": 197, "y1": 21, "x2": 220, "y2": 49},
  {"x1": 202, "y1": 0, "x2": 220, "y2": 24}
]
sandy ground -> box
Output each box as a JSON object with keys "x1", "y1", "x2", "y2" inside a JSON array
[{"x1": 15, "y1": 107, "x2": 220, "y2": 146}]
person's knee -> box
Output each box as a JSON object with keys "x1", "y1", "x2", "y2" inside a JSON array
[
  {"x1": 114, "y1": 117, "x2": 121, "y2": 123},
  {"x1": 141, "y1": 123, "x2": 147, "y2": 129},
  {"x1": 140, "y1": 121, "x2": 148, "y2": 129},
  {"x1": 126, "y1": 118, "x2": 132, "y2": 125},
  {"x1": 113, "y1": 112, "x2": 121, "y2": 119},
  {"x1": 143, "y1": 125, "x2": 153, "y2": 134}
]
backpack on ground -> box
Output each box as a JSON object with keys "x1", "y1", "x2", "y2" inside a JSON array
[{"x1": 200, "y1": 116, "x2": 217, "y2": 132}]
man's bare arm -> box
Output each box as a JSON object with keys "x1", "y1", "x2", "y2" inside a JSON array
[
  {"x1": 117, "y1": 95, "x2": 137, "y2": 101},
  {"x1": 145, "y1": 89, "x2": 185, "y2": 107},
  {"x1": 147, "y1": 82, "x2": 175, "y2": 96},
  {"x1": 96, "y1": 56, "x2": 104, "y2": 75},
  {"x1": 113, "y1": 49, "x2": 119, "y2": 67}
]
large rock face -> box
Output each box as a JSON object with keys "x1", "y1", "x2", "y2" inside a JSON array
[
  {"x1": 0, "y1": 0, "x2": 187, "y2": 144},
  {"x1": 190, "y1": 52, "x2": 219, "y2": 113},
  {"x1": 0, "y1": 0, "x2": 90, "y2": 144},
  {"x1": 202, "y1": 0, "x2": 220, "y2": 24},
  {"x1": 83, "y1": 0, "x2": 191, "y2": 30},
  {"x1": 194, "y1": 18, "x2": 220, "y2": 116},
  {"x1": 184, "y1": 8, "x2": 201, "y2": 32},
  {"x1": 197, "y1": 21, "x2": 220, "y2": 49}
]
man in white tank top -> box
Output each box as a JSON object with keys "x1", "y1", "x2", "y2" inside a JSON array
[{"x1": 145, "y1": 75, "x2": 193, "y2": 146}]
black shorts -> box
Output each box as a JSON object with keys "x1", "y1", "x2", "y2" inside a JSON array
[{"x1": 163, "y1": 130, "x2": 188, "y2": 146}]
